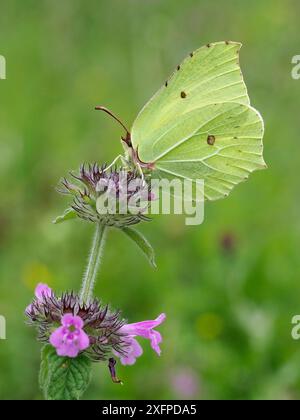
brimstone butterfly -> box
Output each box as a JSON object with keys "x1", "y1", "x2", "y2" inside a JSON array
[{"x1": 96, "y1": 41, "x2": 266, "y2": 201}]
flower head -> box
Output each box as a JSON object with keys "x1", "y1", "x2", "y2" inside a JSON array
[
  {"x1": 26, "y1": 284, "x2": 125, "y2": 361},
  {"x1": 114, "y1": 313, "x2": 166, "y2": 365},
  {"x1": 59, "y1": 163, "x2": 153, "y2": 228},
  {"x1": 25, "y1": 284, "x2": 166, "y2": 380}
]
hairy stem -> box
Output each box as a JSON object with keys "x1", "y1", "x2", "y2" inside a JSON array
[{"x1": 80, "y1": 223, "x2": 107, "y2": 304}]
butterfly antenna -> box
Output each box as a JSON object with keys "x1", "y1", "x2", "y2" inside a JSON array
[{"x1": 95, "y1": 105, "x2": 131, "y2": 146}]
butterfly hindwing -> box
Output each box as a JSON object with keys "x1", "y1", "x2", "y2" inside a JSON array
[{"x1": 152, "y1": 102, "x2": 265, "y2": 201}]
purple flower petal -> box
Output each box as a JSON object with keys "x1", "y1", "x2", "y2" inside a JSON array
[
  {"x1": 49, "y1": 326, "x2": 64, "y2": 347},
  {"x1": 115, "y1": 313, "x2": 166, "y2": 365},
  {"x1": 62, "y1": 313, "x2": 84, "y2": 329},
  {"x1": 50, "y1": 314, "x2": 89, "y2": 358},
  {"x1": 77, "y1": 330, "x2": 90, "y2": 351},
  {"x1": 120, "y1": 313, "x2": 166, "y2": 336},
  {"x1": 115, "y1": 337, "x2": 143, "y2": 365},
  {"x1": 25, "y1": 283, "x2": 52, "y2": 316},
  {"x1": 35, "y1": 283, "x2": 52, "y2": 300},
  {"x1": 149, "y1": 330, "x2": 162, "y2": 355},
  {"x1": 56, "y1": 342, "x2": 79, "y2": 358}
]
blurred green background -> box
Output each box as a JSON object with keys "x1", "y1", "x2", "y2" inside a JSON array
[{"x1": 0, "y1": 0, "x2": 300, "y2": 400}]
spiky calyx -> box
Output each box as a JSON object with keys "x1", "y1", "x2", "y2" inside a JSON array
[
  {"x1": 26, "y1": 290, "x2": 127, "y2": 362},
  {"x1": 59, "y1": 164, "x2": 152, "y2": 228}
]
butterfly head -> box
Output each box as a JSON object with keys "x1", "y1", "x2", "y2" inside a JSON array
[{"x1": 95, "y1": 105, "x2": 155, "y2": 173}]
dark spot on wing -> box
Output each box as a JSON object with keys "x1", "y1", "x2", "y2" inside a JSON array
[
  {"x1": 180, "y1": 91, "x2": 187, "y2": 98},
  {"x1": 190, "y1": 52, "x2": 194, "y2": 57},
  {"x1": 207, "y1": 43, "x2": 211, "y2": 48},
  {"x1": 177, "y1": 65, "x2": 180, "y2": 71},
  {"x1": 225, "y1": 41, "x2": 230, "y2": 45},
  {"x1": 207, "y1": 135, "x2": 215, "y2": 146},
  {"x1": 165, "y1": 81, "x2": 168, "y2": 87}
]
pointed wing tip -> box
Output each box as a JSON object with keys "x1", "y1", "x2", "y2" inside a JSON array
[{"x1": 191, "y1": 41, "x2": 243, "y2": 58}]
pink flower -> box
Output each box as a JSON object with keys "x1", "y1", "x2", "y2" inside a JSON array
[
  {"x1": 35, "y1": 283, "x2": 52, "y2": 300},
  {"x1": 115, "y1": 313, "x2": 166, "y2": 365},
  {"x1": 26, "y1": 283, "x2": 52, "y2": 313},
  {"x1": 50, "y1": 313, "x2": 90, "y2": 358}
]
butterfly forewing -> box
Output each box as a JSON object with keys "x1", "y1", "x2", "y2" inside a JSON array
[{"x1": 131, "y1": 42, "x2": 265, "y2": 201}]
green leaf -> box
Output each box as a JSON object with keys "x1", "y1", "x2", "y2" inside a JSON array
[
  {"x1": 39, "y1": 345, "x2": 53, "y2": 391},
  {"x1": 53, "y1": 208, "x2": 77, "y2": 224},
  {"x1": 122, "y1": 227, "x2": 157, "y2": 268},
  {"x1": 39, "y1": 344, "x2": 92, "y2": 400}
]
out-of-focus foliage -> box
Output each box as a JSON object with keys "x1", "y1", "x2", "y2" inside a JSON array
[{"x1": 0, "y1": 0, "x2": 300, "y2": 400}]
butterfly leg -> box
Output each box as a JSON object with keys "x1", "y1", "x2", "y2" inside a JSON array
[
  {"x1": 136, "y1": 162, "x2": 146, "y2": 185},
  {"x1": 103, "y1": 155, "x2": 124, "y2": 172}
]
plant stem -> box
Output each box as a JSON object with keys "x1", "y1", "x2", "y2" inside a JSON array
[{"x1": 80, "y1": 223, "x2": 107, "y2": 304}]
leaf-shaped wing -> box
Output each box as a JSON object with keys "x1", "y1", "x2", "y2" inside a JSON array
[
  {"x1": 153, "y1": 102, "x2": 265, "y2": 201},
  {"x1": 131, "y1": 42, "x2": 265, "y2": 201},
  {"x1": 132, "y1": 41, "x2": 250, "y2": 163}
]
